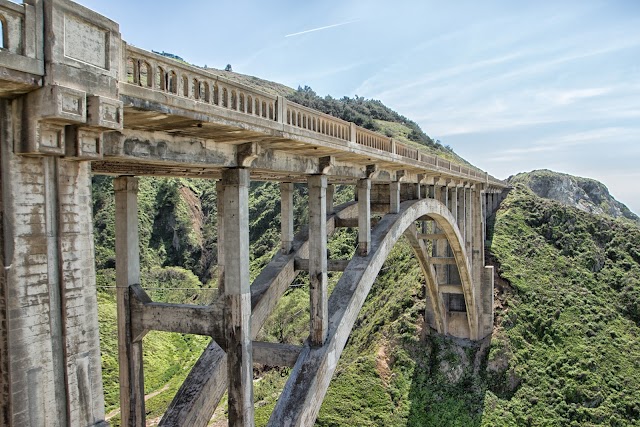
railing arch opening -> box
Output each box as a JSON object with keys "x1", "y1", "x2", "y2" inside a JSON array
[
  {"x1": 0, "y1": 15, "x2": 7, "y2": 49},
  {"x1": 192, "y1": 78, "x2": 200, "y2": 100},
  {"x1": 139, "y1": 61, "x2": 152, "y2": 88},
  {"x1": 202, "y1": 82, "x2": 210, "y2": 102},
  {"x1": 231, "y1": 90, "x2": 237, "y2": 110},
  {"x1": 168, "y1": 71, "x2": 177, "y2": 94},
  {"x1": 126, "y1": 57, "x2": 137, "y2": 84},
  {"x1": 222, "y1": 87, "x2": 229, "y2": 108},
  {"x1": 182, "y1": 75, "x2": 189, "y2": 97},
  {"x1": 155, "y1": 66, "x2": 166, "y2": 90},
  {"x1": 213, "y1": 83, "x2": 219, "y2": 105}
]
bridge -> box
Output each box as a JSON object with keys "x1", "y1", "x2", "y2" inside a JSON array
[{"x1": 0, "y1": 1, "x2": 508, "y2": 426}]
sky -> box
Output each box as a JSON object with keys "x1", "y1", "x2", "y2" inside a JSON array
[{"x1": 73, "y1": 0, "x2": 640, "y2": 214}]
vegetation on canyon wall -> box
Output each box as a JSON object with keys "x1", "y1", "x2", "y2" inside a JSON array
[{"x1": 93, "y1": 175, "x2": 640, "y2": 426}]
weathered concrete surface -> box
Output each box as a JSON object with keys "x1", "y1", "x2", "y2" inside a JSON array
[
  {"x1": 222, "y1": 168, "x2": 254, "y2": 427},
  {"x1": 403, "y1": 224, "x2": 445, "y2": 334},
  {"x1": 0, "y1": 98, "x2": 106, "y2": 426},
  {"x1": 308, "y1": 175, "x2": 328, "y2": 346},
  {"x1": 160, "y1": 202, "x2": 357, "y2": 426},
  {"x1": 115, "y1": 177, "x2": 145, "y2": 427},
  {"x1": 267, "y1": 198, "x2": 478, "y2": 426},
  {"x1": 357, "y1": 178, "x2": 371, "y2": 256},
  {"x1": 0, "y1": 100, "x2": 9, "y2": 427}
]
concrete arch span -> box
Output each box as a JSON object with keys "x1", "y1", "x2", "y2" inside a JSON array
[{"x1": 268, "y1": 197, "x2": 481, "y2": 427}]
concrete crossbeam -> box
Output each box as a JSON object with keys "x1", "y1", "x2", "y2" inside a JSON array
[{"x1": 294, "y1": 258, "x2": 350, "y2": 272}]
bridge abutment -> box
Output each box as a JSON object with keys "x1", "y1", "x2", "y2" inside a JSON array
[{"x1": 1, "y1": 97, "x2": 107, "y2": 426}]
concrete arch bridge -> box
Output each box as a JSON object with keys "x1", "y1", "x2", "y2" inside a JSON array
[{"x1": 0, "y1": 0, "x2": 507, "y2": 425}]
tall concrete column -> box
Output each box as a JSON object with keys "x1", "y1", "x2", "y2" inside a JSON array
[
  {"x1": 326, "y1": 183, "x2": 335, "y2": 215},
  {"x1": 433, "y1": 185, "x2": 448, "y2": 285},
  {"x1": 450, "y1": 187, "x2": 458, "y2": 223},
  {"x1": 217, "y1": 182, "x2": 225, "y2": 294},
  {"x1": 115, "y1": 177, "x2": 146, "y2": 427},
  {"x1": 457, "y1": 187, "x2": 465, "y2": 237},
  {"x1": 357, "y1": 179, "x2": 371, "y2": 256},
  {"x1": 221, "y1": 168, "x2": 254, "y2": 427},
  {"x1": 390, "y1": 181, "x2": 401, "y2": 214},
  {"x1": 308, "y1": 175, "x2": 328, "y2": 346},
  {"x1": 465, "y1": 186, "x2": 473, "y2": 263},
  {"x1": 280, "y1": 182, "x2": 294, "y2": 254},
  {"x1": 472, "y1": 187, "x2": 485, "y2": 295}
]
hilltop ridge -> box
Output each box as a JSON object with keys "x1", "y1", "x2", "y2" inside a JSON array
[{"x1": 508, "y1": 169, "x2": 639, "y2": 223}]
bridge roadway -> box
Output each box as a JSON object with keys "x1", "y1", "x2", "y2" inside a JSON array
[{"x1": 0, "y1": 0, "x2": 508, "y2": 426}]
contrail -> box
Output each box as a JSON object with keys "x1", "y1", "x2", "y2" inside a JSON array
[{"x1": 285, "y1": 20, "x2": 360, "y2": 38}]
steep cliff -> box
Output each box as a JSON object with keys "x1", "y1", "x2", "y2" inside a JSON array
[{"x1": 508, "y1": 169, "x2": 639, "y2": 223}]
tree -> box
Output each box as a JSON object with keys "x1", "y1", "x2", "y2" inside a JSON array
[{"x1": 225, "y1": 64, "x2": 233, "y2": 72}]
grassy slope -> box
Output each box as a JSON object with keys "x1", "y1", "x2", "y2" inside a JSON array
[{"x1": 484, "y1": 185, "x2": 640, "y2": 426}]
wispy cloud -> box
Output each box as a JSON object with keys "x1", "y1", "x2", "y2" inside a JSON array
[
  {"x1": 285, "y1": 20, "x2": 359, "y2": 38},
  {"x1": 488, "y1": 127, "x2": 637, "y2": 163}
]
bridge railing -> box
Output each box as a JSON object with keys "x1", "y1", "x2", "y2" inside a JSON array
[
  {"x1": 284, "y1": 100, "x2": 350, "y2": 141},
  {"x1": 355, "y1": 126, "x2": 393, "y2": 152},
  {"x1": 124, "y1": 45, "x2": 280, "y2": 121},
  {"x1": 0, "y1": 0, "x2": 43, "y2": 77},
  {"x1": 122, "y1": 45, "x2": 505, "y2": 187}
]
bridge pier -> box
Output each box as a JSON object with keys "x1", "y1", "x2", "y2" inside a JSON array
[
  {"x1": 221, "y1": 168, "x2": 255, "y2": 426},
  {"x1": 280, "y1": 182, "x2": 294, "y2": 254},
  {"x1": 0, "y1": 98, "x2": 107, "y2": 426},
  {"x1": 114, "y1": 177, "x2": 145, "y2": 427},
  {"x1": 308, "y1": 175, "x2": 328, "y2": 346},
  {"x1": 357, "y1": 179, "x2": 371, "y2": 256}
]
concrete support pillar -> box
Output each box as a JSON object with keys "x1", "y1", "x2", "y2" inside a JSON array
[
  {"x1": 280, "y1": 182, "x2": 294, "y2": 254},
  {"x1": 444, "y1": 185, "x2": 449, "y2": 208},
  {"x1": 221, "y1": 168, "x2": 254, "y2": 426},
  {"x1": 326, "y1": 183, "x2": 335, "y2": 215},
  {"x1": 217, "y1": 182, "x2": 225, "y2": 294},
  {"x1": 416, "y1": 182, "x2": 422, "y2": 199},
  {"x1": 457, "y1": 187, "x2": 465, "y2": 237},
  {"x1": 357, "y1": 179, "x2": 371, "y2": 256},
  {"x1": 433, "y1": 185, "x2": 448, "y2": 284},
  {"x1": 450, "y1": 187, "x2": 458, "y2": 223},
  {"x1": 114, "y1": 176, "x2": 146, "y2": 427},
  {"x1": 472, "y1": 187, "x2": 485, "y2": 293},
  {"x1": 308, "y1": 175, "x2": 328, "y2": 346},
  {"x1": 390, "y1": 181, "x2": 400, "y2": 214},
  {"x1": 465, "y1": 187, "x2": 473, "y2": 262}
]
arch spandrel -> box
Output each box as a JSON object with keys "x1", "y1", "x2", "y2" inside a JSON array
[{"x1": 268, "y1": 197, "x2": 482, "y2": 427}]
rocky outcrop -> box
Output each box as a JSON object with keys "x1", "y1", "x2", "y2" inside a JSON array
[{"x1": 508, "y1": 169, "x2": 639, "y2": 223}]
